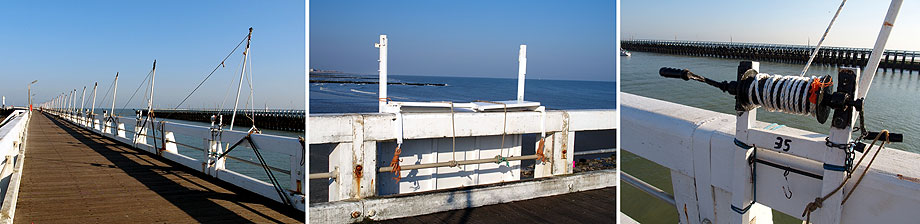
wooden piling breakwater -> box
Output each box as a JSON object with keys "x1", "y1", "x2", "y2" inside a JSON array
[
  {"x1": 622, "y1": 40, "x2": 920, "y2": 71},
  {"x1": 145, "y1": 109, "x2": 304, "y2": 132}
]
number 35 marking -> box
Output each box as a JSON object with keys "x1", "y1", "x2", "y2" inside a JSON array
[{"x1": 774, "y1": 137, "x2": 791, "y2": 151}]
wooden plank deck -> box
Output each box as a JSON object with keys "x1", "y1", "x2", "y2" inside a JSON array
[
  {"x1": 378, "y1": 187, "x2": 615, "y2": 224},
  {"x1": 14, "y1": 113, "x2": 303, "y2": 223}
]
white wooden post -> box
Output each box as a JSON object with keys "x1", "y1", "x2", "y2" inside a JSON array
[
  {"x1": 117, "y1": 122, "x2": 126, "y2": 138},
  {"x1": 534, "y1": 107, "x2": 553, "y2": 178},
  {"x1": 730, "y1": 61, "x2": 772, "y2": 224},
  {"x1": 163, "y1": 131, "x2": 177, "y2": 154},
  {"x1": 812, "y1": 68, "x2": 859, "y2": 223},
  {"x1": 328, "y1": 115, "x2": 376, "y2": 201}
]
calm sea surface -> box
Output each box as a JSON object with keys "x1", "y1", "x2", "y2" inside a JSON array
[
  {"x1": 621, "y1": 51, "x2": 920, "y2": 223},
  {"x1": 311, "y1": 75, "x2": 616, "y2": 113}
]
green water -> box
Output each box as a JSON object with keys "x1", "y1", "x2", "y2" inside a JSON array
[{"x1": 621, "y1": 51, "x2": 920, "y2": 223}]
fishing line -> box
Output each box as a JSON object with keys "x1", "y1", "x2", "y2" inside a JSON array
[{"x1": 746, "y1": 73, "x2": 829, "y2": 117}]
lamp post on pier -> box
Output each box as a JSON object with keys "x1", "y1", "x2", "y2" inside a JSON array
[{"x1": 28, "y1": 80, "x2": 38, "y2": 111}]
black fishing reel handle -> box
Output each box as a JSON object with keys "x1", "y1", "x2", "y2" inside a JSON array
[{"x1": 659, "y1": 67, "x2": 695, "y2": 80}]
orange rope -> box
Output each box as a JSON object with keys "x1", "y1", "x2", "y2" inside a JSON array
[
  {"x1": 536, "y1": 138, "x2": 548, "y2": 163},
  {"x1": 378, "y1": 97, "x2": 392, "y2": 102},
  {"x1": 808, "y1": 77, "x2": 833, "y2": 104},
  {"x1": 390, "y1": 145, "x2": 402, "y2": 181}
]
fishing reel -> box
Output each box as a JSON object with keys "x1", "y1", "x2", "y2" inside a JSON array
[{"x1": 658, "y1": 66, "x2": 902, "y2": 144}]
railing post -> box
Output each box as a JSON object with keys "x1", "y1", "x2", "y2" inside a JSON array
[
  {"x1": 730, "y1": 61, "x2": 772, "y2": 224},
  {"x1": 162, "y1": 130, "x2": 177, "y2": 154},
  {"x1": 328, "y1": 114, "x2": 376, "y2": 201},
  {"x1": 206, "y1": 136, "x2": 225, "y2": 176},
  {"x1": 133, "y1": 119, "x2": 145, "y2": 144},
  {"x1": 291, "y1": 140, "x2": 305, "y2": 198},
  {"x1": 117, "y1": 122, "x2": 126, "y2": 139}
]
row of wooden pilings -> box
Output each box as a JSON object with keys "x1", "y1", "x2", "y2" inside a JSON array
[
  {"x1": 622, "y1": 40, "x2": 920, "y2": 71},
  {"x1": 144, "y1": 109, "x2": 305, "y2": 132}
]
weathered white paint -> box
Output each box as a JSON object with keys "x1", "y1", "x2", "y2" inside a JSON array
[
  {"x1": 310, "y1": 169, "x2": 615, "y2": 223},
  {"x1": 623, "y1": 93, "x2": 920, "y2": 223},
  {"x1": 310, "y1": 110, "x2": 615, "y2": 144},
  {"x1": 313, "y1": 109, "x2": 615, "y2": 201}
]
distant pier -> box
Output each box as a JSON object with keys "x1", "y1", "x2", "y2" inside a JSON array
[
  {"x1": 146, "y1": 109, "x2": 304, "y2": 132},
  {"x1": 622, "y1": 40, "x2": 920, "y2": 71}
]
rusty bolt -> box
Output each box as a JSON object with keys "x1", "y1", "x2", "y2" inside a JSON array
[
  {"x1": 351, "y1": 211, "x2": 361, "y2": 218},
  {"x1": 354, "y1": 165, "x2": 363, "y2": 178}
]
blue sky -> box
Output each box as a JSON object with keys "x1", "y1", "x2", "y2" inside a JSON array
[
  {"x1": 622, "y1": 0, "x2": 920, "y2": 51},
  {"x1": 310, "y1": 0, "x2": 616, "y2": 81},
  {"x1": 0, "y1": 1, "x2": 304, "y2": 109}
]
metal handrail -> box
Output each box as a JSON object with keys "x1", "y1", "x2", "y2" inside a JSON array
[
  {"x1": 621, "y1": 172, "x2": 675, "y2": 206},
  {"x1": 308, "y1": 148, "x2": 618, "y2": 180}
]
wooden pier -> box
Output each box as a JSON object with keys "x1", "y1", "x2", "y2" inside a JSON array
[
  {"x1": 380, "y1": 187, "x2": 615, "y2": 224},
  {"x1": 622, "y1": 40, "x2": 920, "y2": 71},
  {"x1": 145, "y1": 109, "x2": 305, "y2": 132},
  {"x1": 14, "y1": 113, "x2": 303, "y2": 223}
]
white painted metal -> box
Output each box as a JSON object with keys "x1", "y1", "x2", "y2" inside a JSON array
[
  {"x1": 43, "y1": 109, "x2": 306, "y2": 212},
  {"x1": 857, "y1": 0, "x2": 903, "y2": 99},
  {"x1": 110, "y1": 73, "x2": 118, "y2": 120},
  {"x1": 230, "y1": 32, "x2": 252, "y2": 131},
  {"x1": 517, "y1": 45, "x2": 526, "y2": 102},
  {"x1": 90, "y1": 82, "x2": 97, "y2": 124},
  {"x1": 623, "y1": 93, "x2": 920, "y2": 223},
  {"x1": 80, "y1": 86, "x2": 85, "y2": 117},
  {"x1": 147, "y1": 61, "x2": 156, "y2": 116},
  {"x1": 0, "y1": 110, "x2": 30, "y2": 224},
  {"x1": 376, "y1": 35, "x2": 388, "y2": 113}
]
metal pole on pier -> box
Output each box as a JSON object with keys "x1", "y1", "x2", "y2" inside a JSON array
[
  {"x1": 230, "y1": 28, "x2": 252, "y2": 131},
  {"x1": 80, "y1": 86, "x2": 86, "y2": 115},
  {"x1": 517, "y1": 45, "x2": 527, "y2": 102},
  {"x1": 111, "y1": 73, "x2": 119, "y2": 118},
  {"x1": 91, "y1": 82, "x2": 97, "y2": 118},
  {"x1": 376, "y1": 34, "x2": 388, "y2": 112},
  {"x1": 28, "y1": 80, "x2": 37, "y2": 111},
  {"x1": 147, "y1": 60, "x2": 157, "y2": 116},
  {"x1": 72, "y1": 89, "x2": 76, "y2": 115},
  {"x1": 858, "y1": 0, "x2": 903, "y2": 99}
]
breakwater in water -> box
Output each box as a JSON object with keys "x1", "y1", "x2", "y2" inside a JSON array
[
  {"x1": 622, "y1": 40, "x2": 920, "y2": 71},
  {"x1": 143, "y1": 109, "x2": 304, "y2": 132}
]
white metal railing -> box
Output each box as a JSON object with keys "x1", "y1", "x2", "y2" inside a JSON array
[
  {"x1": 0, "y1": 109, "x2": 31, "y2": 223},
  {"x1": 44, "y1": 109, "x2": 305, "y2": 212},
  {"x1": 309, "y1": 109, "x2": 617, "y2": 201},
  {"x1": 622, "y1": 93, "x2": 920, "y2": 224}
]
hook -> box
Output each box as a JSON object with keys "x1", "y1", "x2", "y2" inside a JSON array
[{"x1": 782, "y1": 169, "x2": 793, "y2": 199}]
